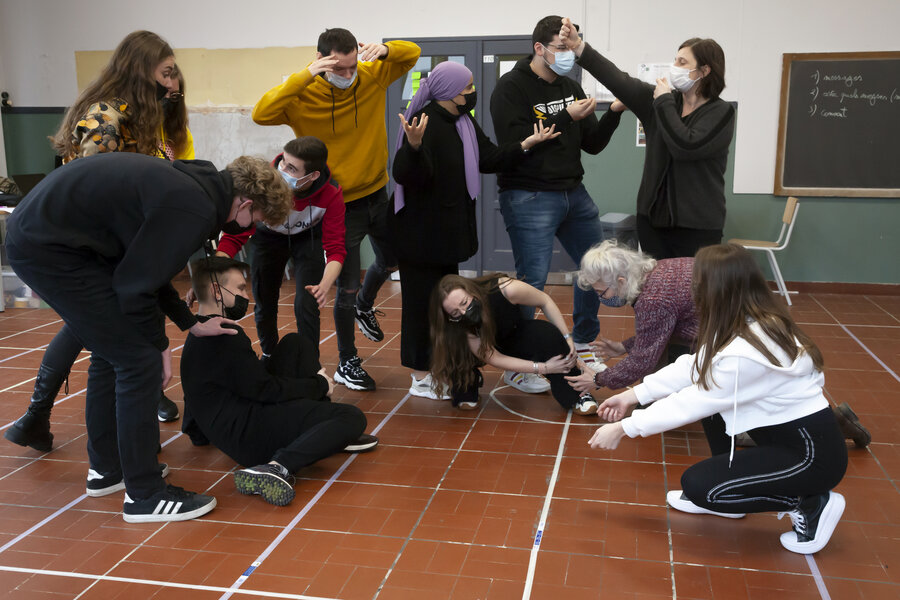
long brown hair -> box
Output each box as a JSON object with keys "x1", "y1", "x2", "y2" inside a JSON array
[
  {"x1": 162, "y1": 64, "x2": 188, "y2": 156},
  {"x1": 429, "y1": 274, "x2": 507, "y2": 391},
  {"x1": 52, "y1": 30, "x2": 174, "y2": 158},
  {"x1": 692, "y1": 244, "x2": 823, "y2": 390}
]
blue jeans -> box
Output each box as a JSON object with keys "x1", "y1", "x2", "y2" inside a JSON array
[{"x1": 498, "y1": 184, "x2": 603, "y2": 345}]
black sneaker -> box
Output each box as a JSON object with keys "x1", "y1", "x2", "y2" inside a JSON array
[
  {"x1": 355, "y1": 306, "x2": 385, "y2": 342},
  {"x1": 834, "y1": 403, "x2": 871, "y2": 448},
  {"x1": 334, "y1": 356, "x2": 376, "y2": 391},
  {"x1": 234, "y1": 464, "x2": 295, "y2": 506},
  {"x1": 157, "y1": 392, "x2": 179, "y2": 422},
  {"x1": 86, "y1": 463, "x2": 170, "y2": 497},
  {"x1": 122, "y1": 484, "x2": 216, "y2": 523},
  {"x1": 343, "y1": 433, "x2": 379, "y2": 453},
  {"x1": 778, "y1": 491, "x2": 846, "y2": 554}
]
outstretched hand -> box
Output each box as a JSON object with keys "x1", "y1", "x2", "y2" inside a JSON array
[
  {"x1": 566, "y1": 98, "x2": 597, "y2": 121},
  {"x1": 591, "y1": 338, "x2": 626, "y2": 359},
  {"x1": 588, "y1": 422, "x2": 626, "y2": 450},
  {"x1": 399, "y1": 113, "x2": 429, "y2": 149},
  {"x1": 564, "y1": 358, "x2": 597, "y2": 393},
  {"x1": 522, "y1": 122, "x2": 561, "y2": 150},
  {"x1": 596, "y1": 388, "x2": 639, "y2": 423}
]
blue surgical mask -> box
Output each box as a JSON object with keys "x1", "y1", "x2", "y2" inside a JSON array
[
  {"x1": 599, "y1": 294, "x2": 628, "y2": 308},
  {"x1": 544, "y1": 46, "x2": 575, "y2": 76},
  {"x1": 326, "y1": 70, "x2": 357, "y2": 90},
  {"x1": 278, "y1": 165, "x2": 299, "y2": 188}
]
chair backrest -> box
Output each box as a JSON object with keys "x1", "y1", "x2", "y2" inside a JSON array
[{"x1": 778, "y1": 197, "x2": 800, "y2": 249}]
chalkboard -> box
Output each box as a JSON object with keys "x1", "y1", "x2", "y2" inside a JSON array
[{"x1": 774, "y1": 52, "x2": 900, "y2": 197}]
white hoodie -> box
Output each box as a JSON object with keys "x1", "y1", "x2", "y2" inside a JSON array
[{"x1": 622, "y1": 321, "x2": 828, "y2": 456}]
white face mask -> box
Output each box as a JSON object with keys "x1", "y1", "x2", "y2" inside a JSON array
[
  {"x1": 669, "y1": 65, "x2": 700, "y2": 92},
  {"x1": 325, "y1": 70, "x2": 357, "y2": 90}
]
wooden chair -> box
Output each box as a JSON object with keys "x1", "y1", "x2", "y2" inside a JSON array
[{"x1": 729, "y1": 196, "x2": 800, "y2": 305}]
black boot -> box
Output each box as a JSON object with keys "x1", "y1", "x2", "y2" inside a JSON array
[{"x1": 4, "y1": 364, "x2": 67, "y2": 452}]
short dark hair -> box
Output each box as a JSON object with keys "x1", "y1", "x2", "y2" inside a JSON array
[
  {"x1": 532, "y1": 15, "x2": 576, "y2": 47},
  {"x1": 283, "y1": 136, "x2": 328, "y2": 175},
  {"x1": 679, "y1": 38, "x2": 726, "y2": 99},
  {"x1": 317, "y1": 28, "x2": 358, "y2": 56},
  {"x1": 190, "y1": 256, "x2": 249, "y2": 303}
]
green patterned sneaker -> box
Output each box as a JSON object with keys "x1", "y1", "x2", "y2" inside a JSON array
[{"x1": 233, "y1": 464, "x2": 295, "y2": 506}]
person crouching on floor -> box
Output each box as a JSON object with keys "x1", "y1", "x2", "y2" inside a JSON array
[{"x1": 180, "y1": 256, "x2": 378, "y2": 506}]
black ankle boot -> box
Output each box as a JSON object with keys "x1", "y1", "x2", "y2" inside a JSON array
[{"x1": 4, "y1": 364, "x2": 67, "y2": 452}]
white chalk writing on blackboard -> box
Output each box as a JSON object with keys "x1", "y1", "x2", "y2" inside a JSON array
[{"x1": 808, "y1": 69, "x2": 897, "y2": 118}]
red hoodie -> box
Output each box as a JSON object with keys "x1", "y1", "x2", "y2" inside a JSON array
[{"x1": 217, "y1": 153, "x2": 346, "y2": 264}]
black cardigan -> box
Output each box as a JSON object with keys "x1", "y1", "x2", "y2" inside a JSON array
[
  {"x1": 391, "y1": 101, "x2": 525, "y2": 265},
  {"x1": 576, "y1": 43, "x2": 735, "y2": 230}
]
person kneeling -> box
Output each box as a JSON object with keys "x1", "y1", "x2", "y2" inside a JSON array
[{"x1": 181, "y1": 257, "x2": 377, "y2": 506}]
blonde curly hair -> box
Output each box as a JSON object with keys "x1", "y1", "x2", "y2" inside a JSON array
[{"x1": 225, "y1": 156, "x2": 292, "y2": 225}]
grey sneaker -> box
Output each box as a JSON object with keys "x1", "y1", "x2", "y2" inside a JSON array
[{"x1": 503, "y1": 371, "x2": 551, "y2": 393}]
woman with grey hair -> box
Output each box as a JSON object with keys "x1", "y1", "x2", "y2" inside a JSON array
[
  {"x1": 566, "y1": 240, "x2": 871, "y2": 451},
  {"x1": 565, "y1": 239, "x2": 699, "y2": 394}
]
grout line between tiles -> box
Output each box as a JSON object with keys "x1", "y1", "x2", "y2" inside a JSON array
[
  {"x1": 371, "y1": 389, "x2": 496, "y2": 600},
  {"x1": 0, "y1": 342, "x2": 48, "y2": 364},
  {"x1": 521, "y1": 411, "x2": 571, "y2": 600},
  {"x1": 0, "y1": 318, "x2": 64, "y2": 342},
  {"x1": 0, "y1": 566, "x2": 339, "y2": 600}
]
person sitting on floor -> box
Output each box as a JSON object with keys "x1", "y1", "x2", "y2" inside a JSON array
[{"x1": 180, "y1": 256, "x2": 377, "y2": 506}]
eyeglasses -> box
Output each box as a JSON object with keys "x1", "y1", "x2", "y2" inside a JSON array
[
  {"x1": 544, "y1": 44, "x2": 569, "y2": 52},
  {"x1": 167, "y1": 91, "x2": 183, "y2": 103},
  {"x1": 596, "y1": 286, "x2": 610, "y2": 299}
]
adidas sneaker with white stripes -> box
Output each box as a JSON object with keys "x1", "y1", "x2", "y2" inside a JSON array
[{"x1": 122, "y1": 484, "x2": 216, "y2": 523}]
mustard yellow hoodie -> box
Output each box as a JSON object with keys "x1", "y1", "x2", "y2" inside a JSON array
[{"x1": 252, "y1": 40, "x2": 420, "y2": 202}]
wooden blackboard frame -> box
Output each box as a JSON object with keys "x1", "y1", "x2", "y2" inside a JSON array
[{"x1": 774, "y1": 51, "x2": 900, "y2": 198}]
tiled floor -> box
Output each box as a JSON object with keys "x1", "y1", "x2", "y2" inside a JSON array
[{"x1": 0, "y1": 279, "x2": 898, "y2": 599}]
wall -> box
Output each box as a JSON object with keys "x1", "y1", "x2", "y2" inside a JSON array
[{"x1": 1, "y1": 0, "x2": 898, "y2": 283}]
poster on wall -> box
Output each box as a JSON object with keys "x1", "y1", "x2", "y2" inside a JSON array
[{"x1": 635, "y1": 62, "x2": 670, "y2": 147}]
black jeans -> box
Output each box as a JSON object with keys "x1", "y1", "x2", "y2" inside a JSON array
[
  {"x1": 452, "y1": 320, "x2": 581, "y2": 409},
  {"x1": 204, "y1": 334, "x2": 366, "y2": 473},
  {"x1": 636, "y1": 214, "x2": 722, "y2": 259},
  {"x1": 7, "y1": 234, "x2": 165, "y2": 499},
  {"x1": 250, "y1": 227, "x2": 325, "y2": 357},
  {"x1": 682, "y1": 407, "x2": 848, "y2": 514},
  {"x1": 398, "y1": 261, "x2": 458, "y2": 371},
  {"x1": 334, "y1": 187, "x2": 396, "y2": 361}
]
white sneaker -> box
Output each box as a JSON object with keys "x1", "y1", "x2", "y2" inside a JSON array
[
  {"x1": 575, "y1": 344, "x2": 607, "y2": 373},
  {"x1": 503, "y1": 371, "x2": 551, "y2": 393},
  {"x1": 666, "y1": 490, "x2": 746, "y2": 519},
  {"x1": 409, "y1": 373, "x2": 451, "y2": 400},
  {"x1": 573, "y1": 394, "x2": 599, "y2": 415}
]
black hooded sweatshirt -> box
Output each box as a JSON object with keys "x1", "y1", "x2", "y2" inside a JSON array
[
  {"x1": 490, "y1": 56, "x2": 622, "y2": 192},
  {"x1": 7, "y1": 152, "x2": 235, "y2": 350}
]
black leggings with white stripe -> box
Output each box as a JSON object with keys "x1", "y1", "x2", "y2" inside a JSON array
[{"x1": 681, "y1": 407, "x2": 848, "y2": 514}]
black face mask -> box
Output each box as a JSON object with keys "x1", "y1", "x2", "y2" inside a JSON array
[
  {"x1": 160, "y1": 92, "x2": 182, "y2": 118},
  {"x1": 221, "y1": 220, "x2": 253, "y2": 235},
  {"x1": 454, "y1": 91, "x2": 477, "y2": 116},
  {"x1": 219, "y1": 287, "x2": 249, "y2": 320},
  {"x1": 453, "y1": 297, "x2": 482, "y2": 327},
  {"x1": 155, "y1": 81, "x2": 168, "y2": 101}
]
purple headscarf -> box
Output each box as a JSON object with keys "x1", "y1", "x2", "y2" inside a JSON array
[{"x1": 394, "y1": 60, "x2": 478, "y2": 212}]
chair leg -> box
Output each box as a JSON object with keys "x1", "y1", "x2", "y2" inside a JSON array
[{"x1": 765, "y1": 250, "x2": 792, "y2": 306}]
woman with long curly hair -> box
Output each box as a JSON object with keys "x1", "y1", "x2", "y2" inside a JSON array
[
  {"x1": 6, "y1": 31, "x2": 198, "y2": 453},
  {"x1": 589, "y1": 244, "x2": 848, "y2": 555},
  {"x1": 429, "y1": 274, "x2": 596, "y2": 414}
]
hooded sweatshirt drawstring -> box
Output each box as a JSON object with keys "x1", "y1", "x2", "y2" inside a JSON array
[
  {"x1": 329, "y1": 81, "x2": 360, "y2": 133},
  {"x1": 728, "y1": 357, "x2": 741, "y2": 468}
]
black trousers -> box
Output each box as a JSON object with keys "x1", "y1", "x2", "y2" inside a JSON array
[
  {"x1": 209, "y1": 334, "x2": 366, "y2": 473},
  {"x1": 7, "y1": 234, "x2": 165, "y2": 499},
  {"x1": 636, "y1": 214, "x2": 722, "y2": 259},
  {"x1": 682, "y1": 407, "x2": 848, "y2": 514},
  {"x1": 398, "y1": 261, "x2": 458, "y2": 371},
  {"x1": 250, "y1": 228, "x2": 325, "y2": 357}
]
